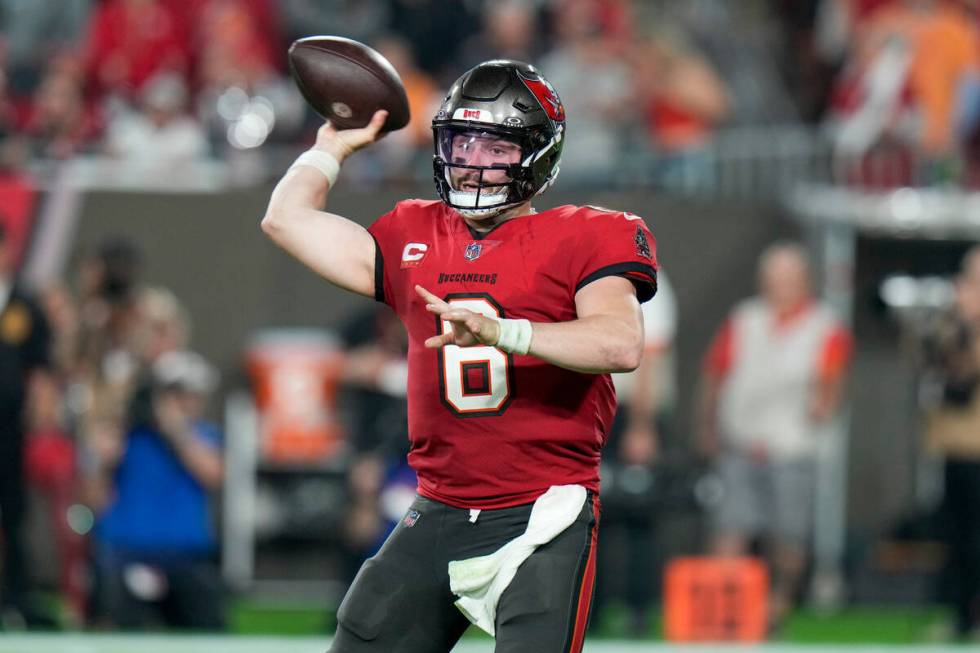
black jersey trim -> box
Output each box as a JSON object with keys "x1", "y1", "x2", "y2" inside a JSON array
[
  {"x1": 370, "y1": 233, "x2": 386, "y2": 304},
  {"x1": 466, "y1": 220, "x2": 508, "y2": 241},
  {"x1": 575, "y1": 262, "x2": 658, "y2": 302}
]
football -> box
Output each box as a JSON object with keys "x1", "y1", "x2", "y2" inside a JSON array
[{"x1": 288, "y1": 36, "x2": 411, "y2": 133}]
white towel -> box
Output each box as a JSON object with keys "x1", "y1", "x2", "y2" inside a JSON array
[{"x1": 447, "y1": 484, "x2": 587, "y2": 636}]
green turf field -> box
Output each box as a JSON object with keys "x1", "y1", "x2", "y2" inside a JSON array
[
  {"x1": 229, "y1": 601, "x2": 955, "y2": 644},
  {"x1": 0, "y1": 602, "x2": 965, "y2": 652}
]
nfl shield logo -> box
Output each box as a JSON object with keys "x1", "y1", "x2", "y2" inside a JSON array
[
  {"x1": 464, "y1": 242, "x2": 482, "y2": 261},
  {"x1": 403, "y1": 510, "x2": 421, "y2": 528}
]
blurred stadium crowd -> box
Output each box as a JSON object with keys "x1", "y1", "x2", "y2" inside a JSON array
[
  {"x1": 0, "y1": 0, "x2": 980, "y2": 645},
  {"x1": 1, "y1": 0, "x2": 979, "y2": 189}
]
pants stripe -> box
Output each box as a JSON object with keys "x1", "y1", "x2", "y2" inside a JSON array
[{"x1": 567, "y1": 493, "x2": 600, "y2": 653}]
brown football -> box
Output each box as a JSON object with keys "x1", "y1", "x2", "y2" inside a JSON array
[{"x1": 288, "y1": 36, "x2": 410, "y2": 133}]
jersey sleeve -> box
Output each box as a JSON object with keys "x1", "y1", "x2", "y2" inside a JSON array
[
  {"x1": 817, "y1": 323, "x2": 853, "y2": 382},
  {"x1": 703, "y1": 316, "x2": 735, "y2": 380},
  {"x1": 366, "y1": 206, "x2": 400, "y2": 308},
  {"x1": 570, "y1": 209, "x2": 659, "y2": 302}
]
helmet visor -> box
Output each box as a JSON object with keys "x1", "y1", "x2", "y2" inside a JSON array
[{"x1": 436, "y1": 127, "x2": 526, "y2": 209}]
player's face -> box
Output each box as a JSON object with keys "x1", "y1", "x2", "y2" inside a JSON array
[{"x1": 447, "y1": 131, "x2": 522, "y2": 191}]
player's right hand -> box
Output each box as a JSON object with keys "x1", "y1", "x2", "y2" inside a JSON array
[
  {"x1": 314, "y1": 109, "x2": 388, "y2": 163},
  {"x1": 416, "y1": 285, "x2": 501, "y2": 348}
]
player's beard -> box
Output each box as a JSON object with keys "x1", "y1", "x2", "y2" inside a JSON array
[
  {"x1": 450, "y1": 171, "x2": 532, "y2": 230},
  {"x1": 448, "y1": 169, "x2": 514, "y2": 221}
]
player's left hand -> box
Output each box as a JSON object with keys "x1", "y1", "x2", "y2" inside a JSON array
[{"x1": 416, "y1": 285, "x2": 501, "y2": 348}]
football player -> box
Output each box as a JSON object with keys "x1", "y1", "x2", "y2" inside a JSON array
[{"x1": 262, "y1": 60, "x2": 658, "y2": 653}]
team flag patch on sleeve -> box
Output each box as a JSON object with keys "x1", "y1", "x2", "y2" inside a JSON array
[{"x1": 634, "y1": 225, "x2": 652, "y2": 259}]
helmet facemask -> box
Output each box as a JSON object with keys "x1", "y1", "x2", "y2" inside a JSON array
[{"x1": 433, "y1": 126, "x2": 532, "y2": 219}]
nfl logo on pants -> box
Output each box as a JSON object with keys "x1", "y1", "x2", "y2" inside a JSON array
[{"x1": 403, "y1": 510, "x2": 421, "y2": 527}]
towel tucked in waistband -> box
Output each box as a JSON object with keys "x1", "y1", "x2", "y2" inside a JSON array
[{"x1": 447, "y1": 484, "x2": 587, "y2": 636}]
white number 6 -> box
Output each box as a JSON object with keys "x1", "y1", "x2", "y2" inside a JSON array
[{"x1": 437, "y1": 295, "x2": 513, "y2": 416}]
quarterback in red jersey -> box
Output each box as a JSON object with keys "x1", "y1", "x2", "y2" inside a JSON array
[{"x1": 263, "y1": 61, "x2": 657, "y2": 653}]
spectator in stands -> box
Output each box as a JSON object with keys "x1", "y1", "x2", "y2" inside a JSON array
[
  {"x1": 279, "y1": 0, "x2": 388, "y2": 50},
  {"x1": 828, "y1": 0, "x2": 980, "y2": 185},
  {"x1": 193, "y1": 0, "x2": 305, "y2": 152},
  {"x1": 91, "y1": 348, "x2": 224, "y2": 630},
  {"x1": 37, "y1": 283, "x2": 80, "y2": 379},
  {"x1": 83, "y1": 0, "x2": 191, "y2": 101},
  {"x1": 75, "y1": 239, "x2": 145, "y2": 516},
  {"x1": 103, "y1": 72, "x2": 208, "y2": 165},
  {"x1": 595, "y1": 270, "x2": 678, "y2": 637},
  {"x1": 0, "y1": 0, "x2": 91, "y2": 96},
  {"x1": 636, "y1": 28, "x2": 730, "y2": 193},
  {"x1": 338, "y1": 305, "x2": 410, "y2": 582},
  {"x1": 772, "y1": 0, "x2": 895, "y2": 122},
  {"x1": 771, "y1": 0, "x2": 833, "y2": 122},
  {"x1": 23, "y1": 357, "x2": 86, "y2": 626},
  {"x1": 74, "y1": 238, "x2": 143, "y2": 388},
  {"x1": 457, "y1": 0, "x2": 544, "y2": 73},
  {"x1": 23, "y1": 56, "x2": 101, "y2": 160},
  {"x1": 902, "y1": 0, "x2": 980, "y2": 177},
  {"x1": 375, "y1": 36, "x2": 438, "y2": 152},
  {"x1": 919, "y1": 245, "x2": 980, "y2": 639},
  {"x1": 132, "y1": 287, "x2": 191, "y2": 367},
  {"x1": 80, "y1": 284, "x2": 192, "y2": 515},
  {"x1": 551, "y1": 0, "x2": 635, "y2": 44},
  {"x1": 539, "y1": 0, "x2": 635, "y2": 185},
  {"x1": 0, "y1": 222, "x2": 54, "y2": 628},
  {"x1": 24, "y1": 283, "x2": 86, "y2": 625},
  {"x1": 385, "y1": 0, "x2": 480, "y2": 85},
  {"x1": 697, "y1": 242, "x2": 852, "y2": 634},
  {"x1": 0, "y1": 62, "x2": 30, "y2": 171},
  {"x1": 192, "y1": 0, "x2": 282, "y2": 91}
]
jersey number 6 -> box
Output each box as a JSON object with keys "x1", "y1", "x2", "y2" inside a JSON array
[{"x1": 436, "y1": 294, "x2": 514, "y2": 417}]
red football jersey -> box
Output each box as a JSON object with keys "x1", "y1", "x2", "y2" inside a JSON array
[{"x1": 368, "y1": 200, "x2": 658, "y2": 509}]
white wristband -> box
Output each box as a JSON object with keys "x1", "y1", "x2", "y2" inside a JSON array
[
  {"x1": 494, "y1": 318, "x2": 533, "y2": 355},
  {"x1": 289, "y1": 149, "x2": 341, "y2": 187}
]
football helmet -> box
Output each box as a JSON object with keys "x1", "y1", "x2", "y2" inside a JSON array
[{"x1": 432, "y1": 60, "x2": 565, "y2": 218}]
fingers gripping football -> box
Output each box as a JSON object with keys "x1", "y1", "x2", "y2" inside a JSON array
[
  {"x1": 415, "y1": 285, "x2": 501, "y2": 348},
  {"x1": 314, "y1": 109, "x2": 388, "y2": 162}
]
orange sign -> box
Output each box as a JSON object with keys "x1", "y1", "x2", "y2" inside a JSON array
[
  {"x1": 664, "y1": 556, "x2": 769, "y2": 642},
  {"x1": 246, "y1": 330, "x2": 345, "y2": 464}
]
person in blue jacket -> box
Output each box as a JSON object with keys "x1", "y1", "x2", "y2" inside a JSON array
[{"x1": 92, "y1": 349, "x2": 225, "y2": 630}]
